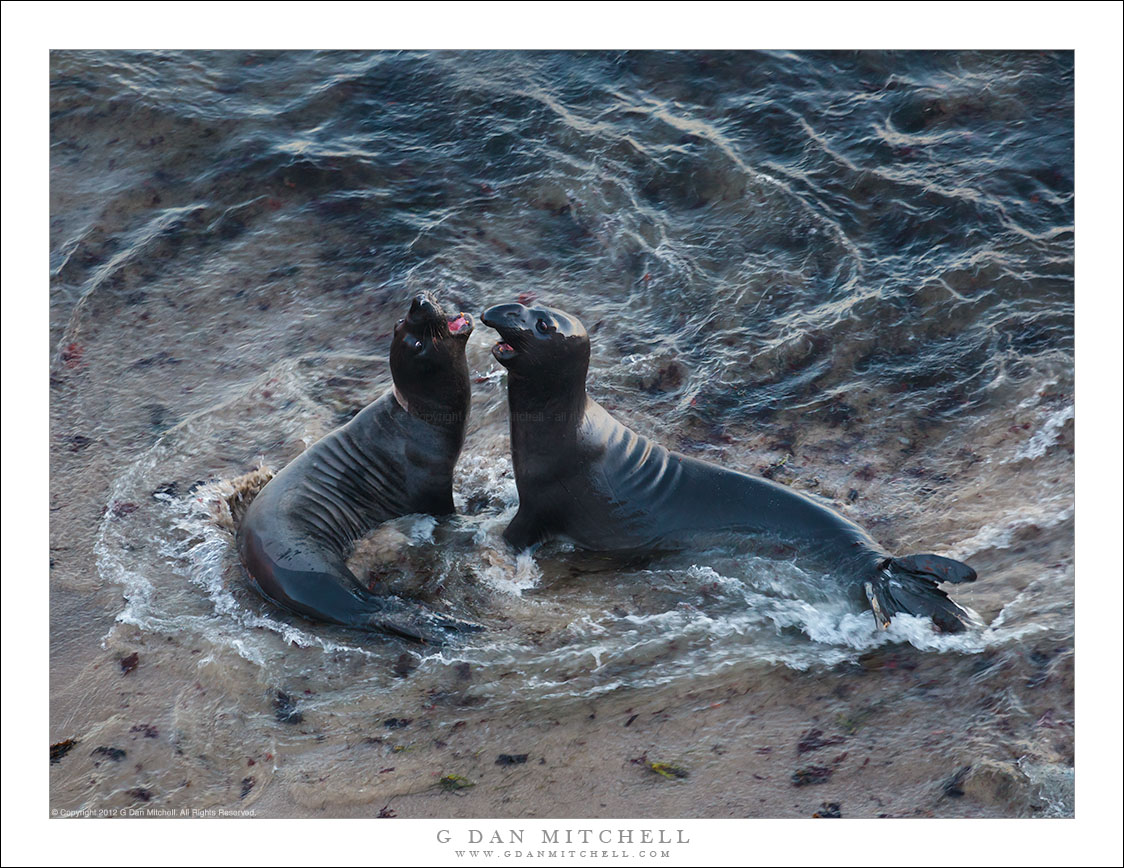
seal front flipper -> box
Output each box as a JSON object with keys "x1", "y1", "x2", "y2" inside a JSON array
[
  {"x1": 864, "y1": 554, "x2": 979, "y2": 634},
  {"x1": 502, "y1": 507, "x2": 549, "y2": 551}
]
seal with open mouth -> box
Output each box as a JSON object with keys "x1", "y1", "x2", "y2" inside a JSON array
[
  {"x1": 482, "y1": 301, "x2": 979, "y2": 633},
  {"x1": 237, "y1": 293, "x2": 480, "y2": 644}
]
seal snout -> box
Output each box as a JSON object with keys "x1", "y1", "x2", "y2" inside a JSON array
[
  {"x1": 482, "y1": 303, "x2": 529, "y2": 364},
  {"x1": 407, "y1": 292, "x2": 440, "y2": 324},
  {"x1": 482, "y1": 303, "x2": 528, "y2": 330},
  {"x1": 406, "y1": 293, "x2": 473, "y2": 338}
]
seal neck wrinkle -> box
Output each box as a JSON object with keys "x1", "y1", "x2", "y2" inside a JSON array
[
  {"x1": 506, "y1": 363, "x2": 587, "y2": 416},
  {"x1": 506, "y1": 371, "x2": 588, "y2": 485},
  {"x1": 394, "y1": 377, "x2": 471, "y2": 436}
]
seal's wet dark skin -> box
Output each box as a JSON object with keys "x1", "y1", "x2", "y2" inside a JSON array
[
  {"x1": 237, "y1": 293, "x2": 480, "y2": 644},
  {"x1": 483, "y1": 302, "x2": 978, "y2": 633}
]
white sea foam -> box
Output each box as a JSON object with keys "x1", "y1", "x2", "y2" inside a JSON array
[
  {"x1": 475, "y1": 545, "x2": 543, "y2": 596},
  {"x1": 957, "y1": 504, "x2": 1075, "y2": 556},
  {"x1": 1005, "y1": 402, "x2": 1074, "y2": 463}
]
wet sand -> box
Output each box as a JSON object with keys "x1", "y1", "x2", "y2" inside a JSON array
[{"x1": 48, "y1": 402, "x2": 1074, "y2": 820}]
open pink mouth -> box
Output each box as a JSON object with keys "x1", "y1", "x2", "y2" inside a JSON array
[
  {"x1": 492, "y1": 340, "x2": 517, "y2": 361},
  {"x1": 447, "y1": 313, "x2": 471, "y2": 334}
]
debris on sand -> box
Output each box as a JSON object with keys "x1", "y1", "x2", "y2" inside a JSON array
[
  {"x1": 943, "y1": 765, "x2": 971, "y2": 798},
  {"x1": 67, "y1": 434, "x2": 94, "y2": 452},
  {"x1": 813, "y1": 801, "x2": 842, "y2": 818},
  {"x1": 648, "y1": 761, "x2": 689, "y2": 780},
  {"x1": 273, "y1": 690, "x2": 304, "y2": 724},
  {"x1": 50, "y1": 738, "x2": 79, "y2": 764},
  {"x1": 120, "y1": 652, "x2": 140, "y2": 675},
  {"x1": 109, "y1": 501, "x2": 139, "y2": 519},
  {"x1": 797, "y1": 728, "x2": 845, "y2": 754},
  {"x1": 496, "y1": 754, "x2": 528, "y2": 766},
  {"x1": 91, "y1": 747, "x2": 127, "y2": 763},
  {"x1": 61, "y1": 342, "x2": 84, "y2": 369},
  {"x1": 791, "y1": 766, "x2": 833, "y2": 787},
  {"x1": 438, "y1": 774, "x2": 474, "y2": 792}
]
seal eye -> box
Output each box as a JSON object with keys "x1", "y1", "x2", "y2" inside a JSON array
[
  {"x1": 536, "y1": 319, "x2": 551, "y2": 334},
  {"x1": 409, "y1": 336, "x2": 423, "y2": 351}
]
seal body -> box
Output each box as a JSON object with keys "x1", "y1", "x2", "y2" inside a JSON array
[
  {"x1": 237, "y1": 294, "x2": 479, "y2": 643},
  {"x1": 483, "y1": 302, "x2": 979, "y2": 633}
]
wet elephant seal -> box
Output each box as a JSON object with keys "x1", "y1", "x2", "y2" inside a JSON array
[
  {"x1": 482, "y1": 301, "x2": 979, "y2": 633},
  {"x1": 238, "y1": 293, "x2": 480, "y2": 644}
]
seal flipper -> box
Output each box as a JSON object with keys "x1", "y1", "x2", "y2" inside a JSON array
[
  {"x1": 264, "y1": 565, "x2": 481, "y2": 645},
  {"x1": 502, "y1": 507, "x2": 547, "y2": 551},
  {"x1": 239, "y1": 530, "x2": 480, "y2": 645},
  {"x1": 864, "y1": 555, "x2": 979, "y2": 634},
  {"x1": 892, "y1": 553, "x2": 977, "y2": 584},
  {"x1": 365, "y1": 595, "x2": 484, "y2": 645}
]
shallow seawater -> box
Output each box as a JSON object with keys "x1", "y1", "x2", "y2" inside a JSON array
[{"x1": 50, "y1": 50, "x2": 1074, "y2": 818}]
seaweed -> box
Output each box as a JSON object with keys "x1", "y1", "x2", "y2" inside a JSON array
[
  {"x1": 273, "y1": 690, "x2": 304, "y2": 724},
  {"x1": 791, "y1": 766, "x2": 833, "y2": 787},
  {"x1": 438, "y1": 774, "x2": 474, "y2": 792},
  {"x1": 50, "y1": 738, "x2": 78, "y2": 764},
  {"x1": 119, "y1": 652, "x2": 140, "y2": 675},
  {"x1": 648, "y1": 762, "x2": 689, "y2": 780}
]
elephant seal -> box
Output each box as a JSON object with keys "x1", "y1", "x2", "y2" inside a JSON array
[
  {"x1": 482, "y1": 301, "x2": 979, "y2": 633},
  {"x1": 237, "y1": 293, "x2": 480, "y2": 644}
]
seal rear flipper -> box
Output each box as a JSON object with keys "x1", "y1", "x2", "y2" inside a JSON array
[
  {"x1": 240, "y1": 535, "x2": 481, "y2": 645},
  {"x1": 363, "y1": 595, "x2": 484, "y2": 646},
  {"x1": 892, "y1": 553, "x2": 977, "y2": 584},
  {"x1": 263, "y1": 572, "x2": 482, "y2": 645},
  {"x1": 864, "y1": 556, "x2": 979, "y2": 634}
]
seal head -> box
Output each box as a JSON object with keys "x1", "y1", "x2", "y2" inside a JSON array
[
  {"x1": 391, "y1": 293, "x2": 474, "y2": 424},
  {"x1": 482, "y1": 302, "x2": 588, "y2": 379}
]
